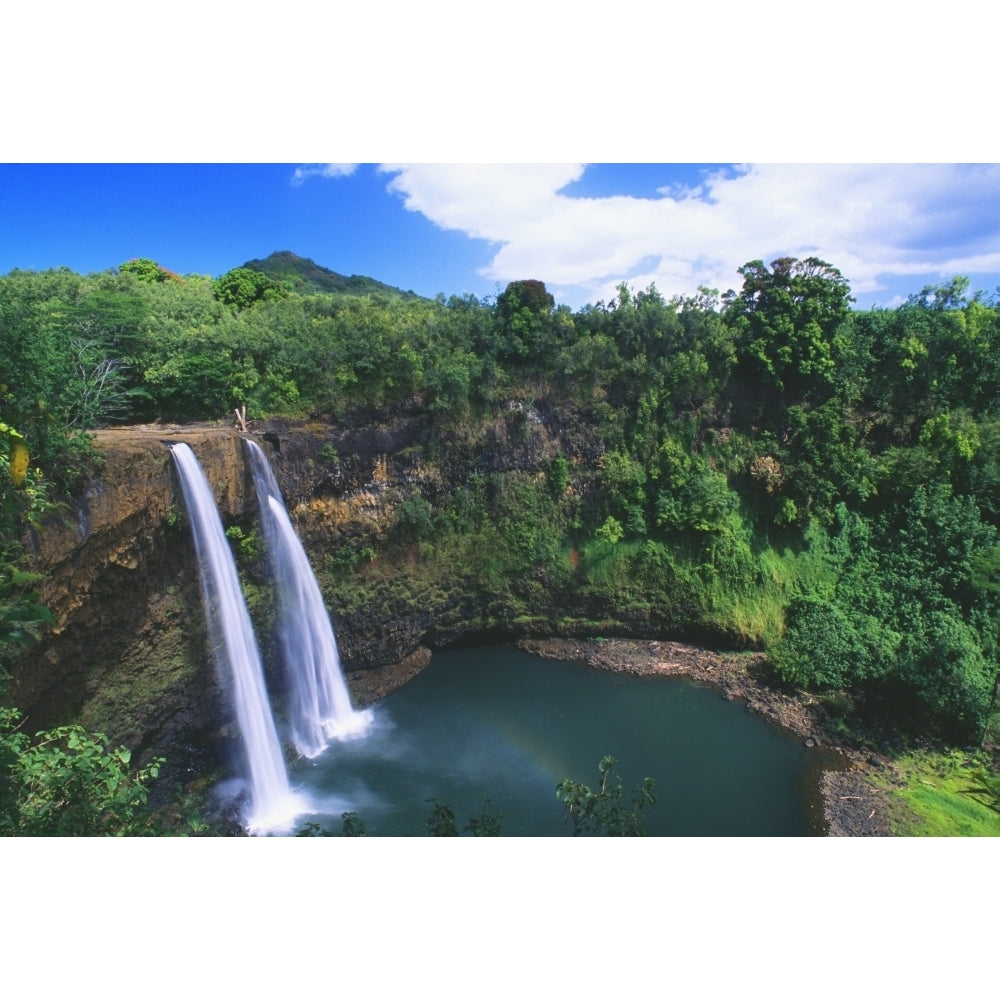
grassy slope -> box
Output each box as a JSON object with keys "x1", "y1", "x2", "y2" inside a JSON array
[{"x1": 873, "y1": 749, "x2": 1000, "y2": 836}]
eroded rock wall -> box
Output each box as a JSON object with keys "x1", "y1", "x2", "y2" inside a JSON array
[{"x1": 10, "y1": 427, "x2": 252, "y2": 758}]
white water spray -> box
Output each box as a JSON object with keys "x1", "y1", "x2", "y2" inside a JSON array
[
  {"x1": 245, "y1": 439, "x2": 372, "y2": 757},
  {"x1": 170, "y1": 442, "x2": 302, "y2": 833}
]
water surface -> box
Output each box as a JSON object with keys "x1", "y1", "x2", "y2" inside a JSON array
[{"x1": 289, "y1": 646, "x2": 818, "y2": 836}]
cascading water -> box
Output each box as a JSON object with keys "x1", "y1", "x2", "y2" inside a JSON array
[
  {"x1": 245, "y1": 439, "x2": 372, "y2": 757},
  {"x1": 169, "y1": 442, "x2": 302, "y2": 833}
]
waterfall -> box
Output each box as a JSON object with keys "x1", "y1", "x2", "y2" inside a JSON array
[
  {"x1": 169, "y1": 442, "x2": 301, "y2": 834},
  {"x1": 245, "y1": 439, "x2": 372, "y2": 758}
]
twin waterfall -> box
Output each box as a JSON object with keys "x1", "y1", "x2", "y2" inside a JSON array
[
  {"x1": 245, "y1": 441, "x2": 369, "y2": 756},
  {"x1": 170, "y1": 440, "x2": 370, "y2": 834}
]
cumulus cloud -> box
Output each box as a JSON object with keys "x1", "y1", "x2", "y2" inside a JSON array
[
  {"x1": 291, "y1": 163, "x2": 358, "y2": 186},
  {"x1": 378, "y1": 163, "x2": 1000, "y2": 307},
  {"x1": 378, "y1": 164, "x2": 585, "y2": 240}
]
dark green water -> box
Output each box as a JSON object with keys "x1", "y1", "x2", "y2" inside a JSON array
[{"x1": 288, "y1": 646, "x2": 822, "y2": 836}]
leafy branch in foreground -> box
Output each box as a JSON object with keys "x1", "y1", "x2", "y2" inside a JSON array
[
  {"x1": 556, "y1": 755, "x2": 657, "y2": 836},
  {"x1": 295, "y1": 797, "x2": 503, "y2": 837},
  {"x1": 0, "y1": 708, "x2": 164, "y2": 836},
  {"x1": 296, "y1": 813, "x2": 368, "y2": 837},
  {"x1": 425, "y1": 796, "x2": 504, "y2": 837},
  {"x1": 0, "y1": 570, "x2": 55, "y2": 656}
]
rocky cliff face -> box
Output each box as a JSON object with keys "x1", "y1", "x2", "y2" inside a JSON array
[
  {"x1": 258, "y1": 403, "x2": 609, "y2": 664},
  {"x1": 10, "y1": 426, "x2": 254, "y2": 762},
  {"x1": 8, "y1": 402, "x2": 611, "y2": 767}
]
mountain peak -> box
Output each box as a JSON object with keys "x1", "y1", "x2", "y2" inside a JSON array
[{"x1": 242, "y1": 250, "x2": 422, "y2": 299}]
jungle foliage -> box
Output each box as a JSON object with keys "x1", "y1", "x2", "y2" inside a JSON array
[
  {"x1": 0, "y1": 708, "x2": 164, "y2": 835},
  {"x1": 3, "y1": 252, "x2": 1000, "y2": 747}
]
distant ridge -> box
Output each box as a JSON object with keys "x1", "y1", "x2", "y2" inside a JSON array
[{"x1": 242, "y1": 250, "x2": 423, "y2": 300}]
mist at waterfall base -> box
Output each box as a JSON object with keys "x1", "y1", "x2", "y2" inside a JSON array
[{"x1": 291, "y1": 646, "x2": 818, "y2": 836}]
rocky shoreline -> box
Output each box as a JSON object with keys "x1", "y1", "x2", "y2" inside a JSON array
[{"x1": 513, "y1": 637, "x2": 894, "y2": 836}]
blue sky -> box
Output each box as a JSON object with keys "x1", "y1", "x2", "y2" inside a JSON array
[{"x1": 2, "y1": 163, "x2": 998, "y2": 312}]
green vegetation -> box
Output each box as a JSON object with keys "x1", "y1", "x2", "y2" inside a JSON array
[
  {"x1": 423, "y1": 797, "x2": 505, "y2": 837},
  {"x1": 0, "y1": 707, "x2": 164, "y2": 835},
  {"x1": 1, "y1": 421, "x2": 55, "y2": 692},
  {"x1": 873, "y1": 750, "x2": 1000, "y2": 836},
  {"x1": 556, "y1": 755, "x2": 656, "y2": 836},
  {"x1": 214, "y1": 266, "x2": 287, "y2": 312},
  {"x1": 3, "y1": 248, "x2": 1000, "y2": 833},
  {"x1": 243, "y1": 250, "x2": 422, "y2": 299}
]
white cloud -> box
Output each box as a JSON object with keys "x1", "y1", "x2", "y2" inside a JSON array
[
  {"x1": 291, "y1": 163, "x2": 359, "y2": 186},
  {"x1": 378, "y1": 163, "x2": 1000, "y2": 307},
  {"x1": 378, "y1": 164, "x2": 585, "y2": 240}
]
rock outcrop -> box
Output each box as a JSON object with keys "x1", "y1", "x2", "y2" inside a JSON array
[{"x1": 11, "y1": 426, "x2": 253, "y2": 760}]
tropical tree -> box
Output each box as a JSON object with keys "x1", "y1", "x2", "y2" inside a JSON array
[
  {"x1": 726, "y1": 256, "x2": 853, "y2": 413},
  {"x1": 213, "y1": 267, "x2": 287, "y2": 312},
  {"x1": 119, "y1": 257, "x2": 176, "y2": 283},
  {"x1": 495, "y1": 279, "x2": 557, "y2": 362}
]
